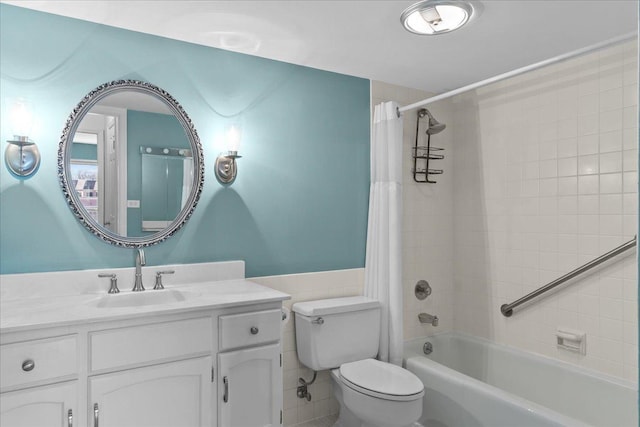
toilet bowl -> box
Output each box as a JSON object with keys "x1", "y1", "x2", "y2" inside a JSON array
[
  {"x1": 292, "y1": 296, "x2": 425, "y2": 427},
  {"x1": 331, "y1": 359, "x2": 424, "y2": 427}
]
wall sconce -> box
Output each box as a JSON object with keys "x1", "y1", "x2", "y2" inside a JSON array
[
  {"x1": 5, "y1": 100, "x2": 40, "y2": 178},
  {"x1": 215, "y1": 124, "x2": 242, "y2": 184}
]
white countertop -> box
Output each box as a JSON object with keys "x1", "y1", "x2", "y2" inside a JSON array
[{"x1": 0, "y1": 261, "x2": 290, "y2": 334}]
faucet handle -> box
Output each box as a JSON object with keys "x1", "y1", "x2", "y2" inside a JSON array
[
  {"x1": 98, "y1": 273, "x2": 119, "y2": 294},
  {"x1": 154, "y1": 270, "x2": 175, "y2": 290}
]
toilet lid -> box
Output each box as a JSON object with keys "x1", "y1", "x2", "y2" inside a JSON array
[{"x1": 339, "y1": 359, "x2": 424, "y2": 402}]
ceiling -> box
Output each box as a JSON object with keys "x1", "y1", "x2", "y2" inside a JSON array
[{"x1": 3, "y1": 0, "x2": 639, "y2": 94}]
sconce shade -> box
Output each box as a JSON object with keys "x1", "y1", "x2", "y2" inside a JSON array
[
  {"x1": 5, "y1": 100, "x2": 40, "y2": 178},
  {"x1": 216, "y1": 123, "x2": 242, "y2": 184},
  {"x1": 226, "y1": 124, "x2": 242, "y2": 153}
]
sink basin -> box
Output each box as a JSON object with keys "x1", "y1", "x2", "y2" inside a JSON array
[{"x1": 92, "y1": 289, "x2": 198, "y2": 309}]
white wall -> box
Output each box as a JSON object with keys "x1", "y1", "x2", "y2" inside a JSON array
[{"x1": 452, "y1": 40, "x2": 638, "y2": 381}]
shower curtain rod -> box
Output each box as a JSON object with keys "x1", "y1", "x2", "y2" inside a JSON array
[{"x1": 397, "y1": 32, "x2": 637, "y2": 116}]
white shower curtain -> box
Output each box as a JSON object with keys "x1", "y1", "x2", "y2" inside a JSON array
[{"x1": 365, "y1": 101, "x2": 403, "y2": 366}]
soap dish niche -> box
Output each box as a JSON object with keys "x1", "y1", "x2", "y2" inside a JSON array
[{"x1": 556, "y1": 328, "x2": 586, "y2": 355}]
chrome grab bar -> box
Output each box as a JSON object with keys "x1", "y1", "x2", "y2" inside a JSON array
[{"x1": 501, "y1": 236, "x2": 637, "y2": 317}]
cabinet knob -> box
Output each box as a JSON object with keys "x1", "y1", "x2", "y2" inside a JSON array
[
  {"x1": 250, "y1": 326, "x2": 259, "y2": 335},
  {"x1": 22, "y1": 359, "x2": 35, "y2": 372}
]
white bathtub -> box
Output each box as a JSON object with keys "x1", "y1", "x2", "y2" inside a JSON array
[{"x1": 404, "y1": 333, "x2": 637, "y2": 427}]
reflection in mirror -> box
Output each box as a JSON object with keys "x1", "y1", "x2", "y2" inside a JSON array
[
  {"x1": 140, "y1": 146, "x2": 193, "y2": 234},
  {"x1": 59, "y1": 80, "x2": 204, "y2": 248}
]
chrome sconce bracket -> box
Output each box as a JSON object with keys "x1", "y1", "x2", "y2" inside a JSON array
[
  {"x1": 215, "y1": 150, "x2": 241, "y2": 184},
  {"x1": 5, "y1": 135, "x2": 40, "y2": 178}
]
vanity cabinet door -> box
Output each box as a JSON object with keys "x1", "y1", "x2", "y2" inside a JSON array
[
  {"x1": 218, "y1": 343, "x2": 282, "y2": 427},
  {"x1": 89, "y1": 356, "x2": 212, "y2": 427},
  {"x1": 0, "y1": 380, "x2": 77, "y2": 427}
]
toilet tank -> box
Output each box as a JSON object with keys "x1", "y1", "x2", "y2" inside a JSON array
[{"x1": 292, "y1": 296, "x2": 380, "y2": 371}]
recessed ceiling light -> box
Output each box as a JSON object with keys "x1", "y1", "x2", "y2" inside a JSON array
[{"x1": 401, "y1": 0, "x2": 474, "y2": 35}]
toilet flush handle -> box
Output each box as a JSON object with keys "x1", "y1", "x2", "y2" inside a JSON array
[{"x1": 311, "y1": 317, "x2": 324, "y2": 325}]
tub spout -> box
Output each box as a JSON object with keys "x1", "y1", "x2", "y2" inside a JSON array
[{"x1": 419, "y1": 312, "x2": 438, "y2": 326}]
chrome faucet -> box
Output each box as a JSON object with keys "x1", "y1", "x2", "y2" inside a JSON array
[
  {"x1": 133, "y1": 249, "x2": 146, "y2": 292},
  {"x1": 418, "y1": 312, "x2": 439, "y2": 327}
]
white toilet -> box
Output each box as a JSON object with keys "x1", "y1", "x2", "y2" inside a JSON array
[{"x1": 292, "y1": 296, "x2": 424, "y2": 427}]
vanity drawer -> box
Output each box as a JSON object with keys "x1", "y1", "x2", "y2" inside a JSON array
[
  {"x1": 90, "y1": 317, "x2": 212, "y2": 372},
  {"x1": 219, "y1": 309, "x2": 281, "y2": 351},
  {"x1": 0, "y1": 335, "x2": 78, "y2": 391}
]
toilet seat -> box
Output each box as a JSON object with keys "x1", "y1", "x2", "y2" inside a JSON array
[{"x1": 337, "y1": 359, "x2": 424, "y2": 402}]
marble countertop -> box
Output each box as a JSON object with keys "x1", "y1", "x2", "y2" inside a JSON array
[{"x1": 1, "y1": 262, "x2": 290, "y2": 334}]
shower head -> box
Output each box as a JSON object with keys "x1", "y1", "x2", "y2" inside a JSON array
[
  {"x1": 418, "y1": 108, "x2": 446, "y2": 134},
  {"x1": 427, "y1": 120, "x2": 446, "y2": 134}
]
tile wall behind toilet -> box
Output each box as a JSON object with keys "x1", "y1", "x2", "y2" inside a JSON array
[
  {"x1": 452, "y1": 40, "x2": 638, "y2": 381},
  {"x1": 253, "y1": 269, "x2": 363, "y2": 426}
]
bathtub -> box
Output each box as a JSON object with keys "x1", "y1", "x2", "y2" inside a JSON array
[{"x1": 404, "y1": 333, "x2": 637, "y2": 427}]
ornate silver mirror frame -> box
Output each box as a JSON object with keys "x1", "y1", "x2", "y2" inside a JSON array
[{"x1": 58, "y1": 80, "x2": 204, "y2": 248}]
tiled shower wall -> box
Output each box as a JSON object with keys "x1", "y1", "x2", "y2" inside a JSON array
[
  {"x1": 372, "y1": 82, "x2": 455, "y2": 340},
  {"x1": 452, "y1": 40, "x2": 638, "y2": 381},
  {"x1": 264, "y1": 42, "x2": 638, "y2": 424}
]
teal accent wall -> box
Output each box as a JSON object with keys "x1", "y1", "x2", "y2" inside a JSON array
[
  {"x1": 0, "y1": 4, "x2": 370, "y2": 277},
  {"x1": 71, "y1": 143, "x2": 97, "y2": 161},
  {"x1": 126, "y1": 110, "x2": 190, "y2": 237}
]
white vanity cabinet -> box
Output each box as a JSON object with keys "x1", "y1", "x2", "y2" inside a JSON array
[
  {"x1": 87, "y1": 316, "x2": 214, "y2": 427},
  {"x1": 0, "y1": 335, "x2": 79, "y2": 427},
  {"x1": 0, "y1": 381, "x2": 77, "y2": 427},
  {"x1": 1, "y1": 299, "x2": 286, "y2": 427},
  {"x1": 89, "y1": 357, "x2": 212, "y2": 427},
  {"x1": 217, "y1": 309, "x2": 283, "y2": 426},
  {"x1": 218, "y1": 344, "x2": 282, "y2": 427}
]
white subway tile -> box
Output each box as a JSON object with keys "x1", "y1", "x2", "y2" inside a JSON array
[
  {"x1": 599, "y1": 152, "x2": 623, "y2": 174},
  {"x1": 599, "y1": 70, "x2": 624, "y2": 91},
  {"x1": 539, "y1": 178, "x2": 558, "y2": 196},
  {"x1": 558, "y1": 157, "x2": 577, "y2": 177},
  {"x1": 623, "y1": 172, "x2": 638, "y2": 194},
  {"x1": 600, "y1": 317, "x2": 623, "y2": 341},
  {"x1": 578, "y1": 93, "x2": 599, "y2": 115},
  {"x1": 599, "y1": 194, "x2": 623, "y2": 215},
  {"x1": 622, "y1": 128, "x2": 638, "y2": 150},
  {"x1": 578, "y1": 175, "x2": 599, "y2": 194},
  {"x1": 600, "y1": 297, "x2": 624, "y2": 320},
  {"x1": 623, "y1": 84, "x2": 638, "y2": 107},
  {"x1": 577, "y1": 113, "x2": 599, "y2": 136},
  {"x1": 599, "y1": 130, "x2": 623, "y2": 153},
  {"x1": 578, "y1": 195, "x2": 600, "y2": 214},
  {"x1": 557, "y1": 138, "x2": 578, "y2": 158},
  {"x1": 578, "y1": 134, "x2": 599, "y2": 155},
  {"x1": 599, "y1": 215, "x2": 622, "y2": 236},
  {"x1": 578, "y1": 154, "x2": 599, "y2": 175},
  {"x1": 623, "y1": 105, "x2": 638, "y2": 129},
  {"x1": 558, "y1": 196, "x2": 578, "y2": 215},
  {"x1": 599, "y1": 87, "x2": 623, "y2": 112},
  {"x1": 599, "y1": 109, "x2": 624, "y2": 133},
  {"x1": 600, "y1": 173, "x2": 623, "y2": 194},
  {"x1": 622, "y1": 149, "x2": 637, "y2": 171},
  {"x1": 578, "y1": 214, "x2": 599, "y2": 235}
]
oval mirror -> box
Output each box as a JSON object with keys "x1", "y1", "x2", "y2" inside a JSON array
[{"x1": 58, "y1": 80, "x2": 204, "y2": 247}]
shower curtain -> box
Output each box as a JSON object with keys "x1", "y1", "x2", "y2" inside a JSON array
[{"x1": 365, "y1": 101, "x2": 403, "y2": 366}]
